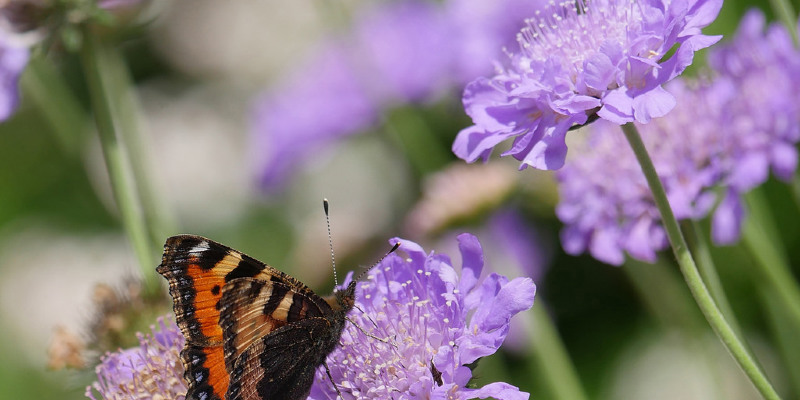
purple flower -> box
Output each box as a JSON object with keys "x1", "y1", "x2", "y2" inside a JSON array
[
  {"x1": 453, "y1": 0, "x2": 723, "y2": 170},
  {"x1": 354, "y1": 0, "x2": 453, "y2": 103},
  {"x1": 0, "y1": 36, "x2": 29, "y2": 121},
  {"x1": 309, "y1": 233, "x2": 536, "y2": 399},
  {"x1": 447, "y1": 0, "x2": 548, "y2": 83},
  {"x1": 251, "y1": 43, "x2": 378, "y2": 191},
  {"x1": 251, "y1": 0, "x2": 548, "y2": 193},
  {"x1": 86, "y1": 316, "x2": 187, "y2": 400},
  {"x1": 556, "y1": 9, "x2": 800, "y2": 263}
]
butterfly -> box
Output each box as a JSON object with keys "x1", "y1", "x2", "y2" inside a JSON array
[{"x1": 157, "y1": 234, "x2": 367, "y2": 400}]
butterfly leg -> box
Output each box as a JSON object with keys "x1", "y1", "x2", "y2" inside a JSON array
[
  {"x1": 324, "y1": 361, "x2": 344, "y2": 399},
  {"x1": 345, "y1": 316, "x2": 397, "y2": 348}
]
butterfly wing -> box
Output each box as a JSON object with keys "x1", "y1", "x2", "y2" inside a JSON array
[
  {"x1": 225, "y1": 318, "x2": 341, "y2": 400},
  {"x1": 157, "y1": 235, "x2": 321, "y2": 400},
  {"x1": 218, "y1": 277, "x2": 332, "y2": 372}
]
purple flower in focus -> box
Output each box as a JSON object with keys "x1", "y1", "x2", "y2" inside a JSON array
[
  {"x1": 557, "y1": 9, "x2": 800, "y2": 264},
  {"x1": 0, "y1": 36, "x2": 29, "y2": 121},
  {"x1": 86, "y1": 316, "x2": 187, "y2": 400},
  {"x1": 453, "y1": 0, "x2": 723, "y2": 170},
  {"x1": 251, "y1": 43, "x2": 377, "y2": 190},
  {"x1": 309, "y1": 233, "x2": 536, "y2": 399}
]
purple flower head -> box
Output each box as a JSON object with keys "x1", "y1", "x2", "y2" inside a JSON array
[
  {"x1": 557, "y1": 9, "x2": 800, "y2": 264},
  {"x1": 86, "y1": 316, "x2": 187, "y2": 400},
  {"x1": 0, "y1": 36, "x2": 29, "y2": 121},
  {"x1": 309, "y1": 233, "x2": 536, "y2": 399},
  {"x1": 251, "y1": 43, "x2": 378, "y2": 191},
  {"x1": 453, "y1": 0, "x2": 723, "y2": 170}
]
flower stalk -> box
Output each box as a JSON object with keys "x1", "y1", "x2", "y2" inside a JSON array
[
  {"x1": 79, "y1": 25, "x2": 157, "y2": 293},
  {"x1": 621, "y1": 122, "x2": 781, "y2": 400},
  {"x1": 97, "y1": 44, "x2": 176, "y2": 246},
  {"x1": 681, "y1": 220, "x2": 744, "y2": 338}
]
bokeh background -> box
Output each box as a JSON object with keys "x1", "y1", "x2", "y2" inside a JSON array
[{"x1": 1, "y1": 0, "x2": 798, "y2": 399}]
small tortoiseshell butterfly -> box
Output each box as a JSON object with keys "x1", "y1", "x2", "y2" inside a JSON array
[{"x1": 157, "y1": 232, "x2": 395, "y2": 400}]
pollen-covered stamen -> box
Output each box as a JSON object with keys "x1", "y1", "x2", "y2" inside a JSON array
[{"x1": 516, "y1": 0, "x2": 645, "y2": 80}]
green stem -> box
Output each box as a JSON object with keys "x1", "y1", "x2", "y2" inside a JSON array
[
  {"x1": 80, "y1": 26, "x2": 158, "y2": 293},
  {"x1": 769, "y1": 0, "x2": 799, "y2": 46},
  {"x1": 98, "y1": 44, "x2": 176, "y2": 245},
  {"x1": 620, "y1": 122, "x2": 780, "y2": 400},
  {"x1": 528, "y1": 303, "x2": 589, "y2": 400},
  {"x1": 681, "y1": 220, "x2": 744, "y2": 338}
]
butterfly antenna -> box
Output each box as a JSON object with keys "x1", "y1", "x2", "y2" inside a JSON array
[
  {"x1": 354, "y1": 241, "x2": 401, "y2": 283},
  {"x1": 323, "y1": 198, "x2": 339, "y2": 288}
]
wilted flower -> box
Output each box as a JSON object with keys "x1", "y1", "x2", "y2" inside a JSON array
[
  {"x1": 309, "y1": 233, "x2": 536, "y2": 399},
  {"x1": 556, "y1": 9, "x2": 800, "y2": 264},
  {"x1": 453, "y1": 0, "x2": 723, "y2": 170},
  {"x1": 404, "y1": 163, "x2": 517, "y2": 237},
  {"x1": 87, "y1": 316, "x2": 187, "y2": 400}
]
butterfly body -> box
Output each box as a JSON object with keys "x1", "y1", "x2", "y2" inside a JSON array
[{"x1": 157, "y1": 235, "x2": 355, "y2": 400}]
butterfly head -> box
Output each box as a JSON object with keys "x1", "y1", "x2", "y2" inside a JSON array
[{"x1": 334, "y1": 280, "x2": 357, "y2": 311}]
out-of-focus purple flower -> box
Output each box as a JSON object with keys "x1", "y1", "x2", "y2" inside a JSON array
[
  {"x1": 556, "y1": 9, "x2": 800, "y2": 264},
  {"x1": 309, "y1": 233, "x2": 536, "y2": 399},
  {"x1": 252, "y1": 0, "x2": 549, "y2": 193},
  {"x1": 0, "y1": 36, "x2": 29, "y2": 121},
  {"x1": 86, "y1": 316, "x2": 187, "y2": 400},
  {"x1": 447, "y1": 0, "x2": 547, "y2": 83},
  {"x1": 354, "y1": 1, "x2": 453, "y2": 103},
  {"x1": 707, "y1": 9, "x2": 800, "y2": 186},
  {"x1": 453, "y1": 0, "x2": 723, "y2": 170},
  {"x1": 251, "y1": 43, "x2": 378, "y2": 191}
]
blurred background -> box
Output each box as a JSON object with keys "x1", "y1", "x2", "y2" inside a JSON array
[{"x1": 0, "y1": 0, "x2": 798, "y2": 399}]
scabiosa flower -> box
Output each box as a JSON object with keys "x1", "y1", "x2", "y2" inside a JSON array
[
  {"x1": 86, "y1": 316, "x2": 187, "y2": 400},
  {"x1": 453, "y1": 0, "x2": 723, "y2": 170},
  {"x1": 556, "y1": 8, "x2": 800, "y2": 263},
  {"x1": 309, "y1": 233, "x2": 536, "y2": 399},
  {"x1": 251, "y1": 43, "x2": 378, "y2": 191}
]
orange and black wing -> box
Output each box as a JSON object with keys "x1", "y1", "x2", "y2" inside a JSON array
[
  {"x1": 217, "y1": 277, "x2": 332, "y2": 372},
  {"x1": 225, "y1": 317, "x2": 338, "y2": 400},
  {"x1": 157, "y1": 235, "x2": 320, "y2": 400}
]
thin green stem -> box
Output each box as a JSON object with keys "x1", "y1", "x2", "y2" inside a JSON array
[
  {"x1": 80, "y1": 26, "x2": 158, "y2": 293},
  {"x1": 98, "y1": 44, "x2": 176, "y2": 245},
  {"x1": 769, "y1": 0, "x2": 799, "y2": 46},
  {"x1": 528, "y1": 303, "x2": 589, "y2": 400},
  {"x1": 621, "y1": 122, "x2": 780, "y2": 400},
  {"x1": 681, "y1": 220, "x2": 744, "y2": 338}
]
